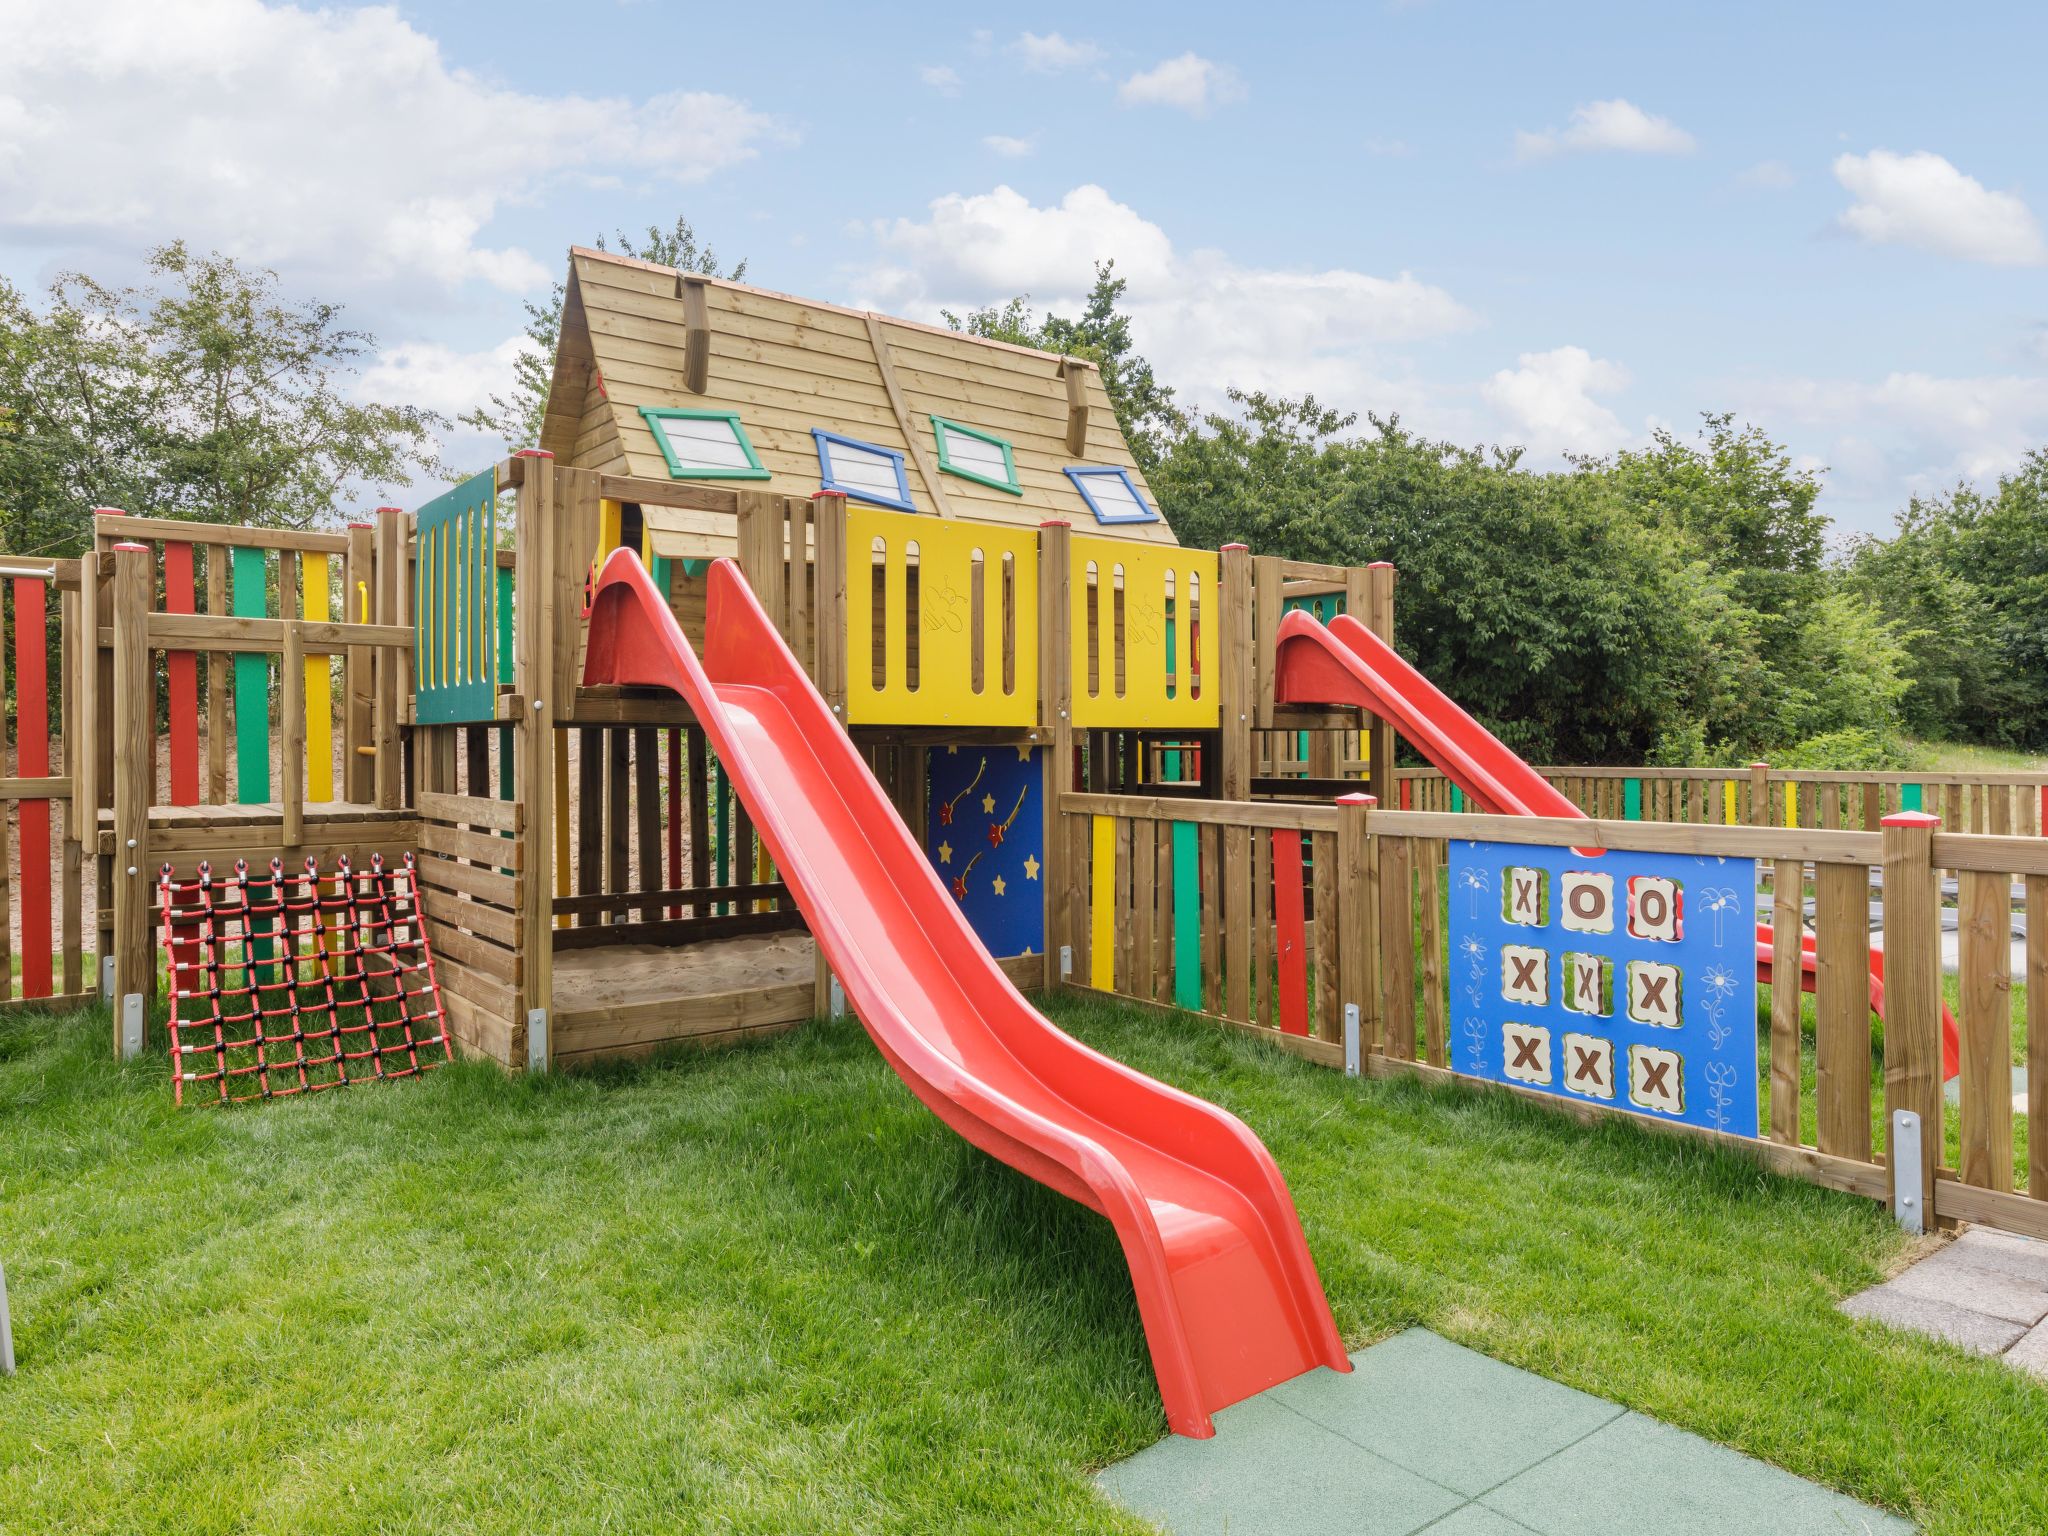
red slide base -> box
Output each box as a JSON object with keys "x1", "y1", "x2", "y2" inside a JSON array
[{"x1": 584, "y1": 552, "x2": 1350, "y2": 1437}]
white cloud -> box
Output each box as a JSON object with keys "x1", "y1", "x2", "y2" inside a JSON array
[
  {"x1": 1738, "y1": 159, "x2": 1796, "y2": 190},
  {"x1": 982, "y1": 134, "x2": 1036, "y2": 159},
  {"x1": 0, "y1": 0, "x2": 791, "y2": 296},
  {"x1": 856, "y1": 184, "x2": 1478, "y2": 413},
  {"x1": 1365, "y1": 137, "x2": 1414, "y2": 159},
  {"x1": 1482, "y1": 346, "x2": 1634, "y2": 456},
  {"x1": 1515, "y1": 99, "x2": 1696, "y2": 161},
  {"x1": 1117, "y1": 53, "x2": 1246, "y2": 116},
  {"x1": 1007, "y1": 31, "x2": 1103, "y2": 72},
  {"x1": 920, "y1": 65, "x2": 962, "y2": 96},
  {"x1": 1738, "y1": 371, "x2": 2048, "y2": 519},
  {"x1": 1832, "y1": 149, "x2": 2047, "y2": 267},
  {"x1": 354, "y1": 334, "x2": 534, "y2": 421}
]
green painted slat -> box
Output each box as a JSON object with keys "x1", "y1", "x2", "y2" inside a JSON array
[
  {"x1": 231, "y1": 546, "x2": 270, "y2": 803},
  {"x1": 496, "y1": 565, "x2": 515, "y2": 686},
  {"x1": 1172, "y1": 821, "x2": 1200, "y2": 1011},
  {"x1": 1450, "y1": 784, "x2": 1465, "y2": 813},
  {"x1": 1901, "y1": 783, "x2": 1923, "y2": 812},
  {"x1": 1624, "y1": 778, "x2": 1643, "y2": 820}
]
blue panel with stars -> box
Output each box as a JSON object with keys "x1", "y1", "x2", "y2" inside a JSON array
[{"x1": 926, "y1": 745, "x2": 1045, "y2": 959}]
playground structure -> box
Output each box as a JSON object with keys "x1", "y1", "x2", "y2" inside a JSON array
[{"x1": 12, "y1": 245, "x2": 2041, "y2": 1427}]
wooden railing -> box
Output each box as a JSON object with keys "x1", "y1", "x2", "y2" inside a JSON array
[{"x1": 1055, "y1": 789, "x2": 2048, "y2": 1241}]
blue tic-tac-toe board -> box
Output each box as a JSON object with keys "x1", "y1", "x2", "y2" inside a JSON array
[{"x1": 1446, "y1": 839, "x2": 1759, "y2": 1136}]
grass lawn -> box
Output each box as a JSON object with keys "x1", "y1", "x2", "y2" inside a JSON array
[{"x1": 3, "y1": 995, "x2": 2045, "y2": 1535}]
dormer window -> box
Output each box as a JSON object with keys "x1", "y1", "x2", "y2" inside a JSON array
[
  {"x1": 640, "y1": 407, "x2": 770, "y2": 480},
  {"x1": 932, "y1": 416, "x2": 1022, "y2": 495},
  {"x1": 812, "y1": 430, "x2": 916, "y2": 511},
  {"x1": 1065, "y1": 465, "x2": 1159, "y2": 525}
]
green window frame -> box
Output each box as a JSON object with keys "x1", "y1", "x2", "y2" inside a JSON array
[
  {"x1": 931, "y1": 415, "x2": 1023, "y2": 495},
  {"x1": 639, "y1": 406, "x2": 772, "y2": 481}
]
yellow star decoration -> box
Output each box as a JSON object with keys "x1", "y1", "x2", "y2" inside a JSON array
[
  {"x1": 937, "y1": 841, "x2": 952, "y2": 864},
  {"x1": 946, "y1": 745, "x2": 958, "y2": 754},
  {"x1": 992, "y1": 876, "x2": 1007, "y2": 897},
  {"x1": 1023, "y1": 855, "x2": 1040, "y2": 880},
  {"x1": 981, "y1": 792, "x2": 996, "y2": 814},
  {"x1": 1016, "y1": 746, "x2": 1033, "y2": 761}
]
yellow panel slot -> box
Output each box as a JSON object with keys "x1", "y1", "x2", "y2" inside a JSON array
[
  {"x1": 303, "y1": 553, "x2": 332, "y2": 801},
  {"x1": 1069, "y1": 536, "x2": 1219, "y2": 730},
  {"x1": 843, "y1": 505, "x2": 1038, "y2": 728}
]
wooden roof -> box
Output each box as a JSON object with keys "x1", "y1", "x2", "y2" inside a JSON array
[{"x1": 538, "y1": 247, "x2": 1177, "y2": 546}]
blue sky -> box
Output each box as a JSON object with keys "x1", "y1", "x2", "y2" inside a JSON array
[{"x1": 4, "y1": 0, "x2": 2045, "y2": 533}]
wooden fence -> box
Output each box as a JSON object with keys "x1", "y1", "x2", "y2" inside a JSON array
[{"x1": 1055, "y1": 789, "x2": 2048, "y2": 1242}]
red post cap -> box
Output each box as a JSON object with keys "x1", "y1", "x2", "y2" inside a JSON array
[
  {"x1": 513, "y1": 447, "x2": 555, "y2": 459},
  {"x1": 376, "y1": 505, "x2": 404, "y2": 516},
  {"x1": 1880, "y1": 811, "x2": 1942, "y2": 828},
  {"x1": 111, "y1": 541, "x2": 149, "y2": 553},
  {"x1": 809, "y1": 489, "x2": 848, "y2": 500},
  {"x1": 1367, "y1": 560, "x2": 1395, "y2": 570},
  {"x1": 1038, "y1": 519, "x2": 1072, "y2": 528},
  {"x1": 1336, "y1": 792, "x2": 1377, "y2": 807},
  {"x1": 1220, "y1": 541, "x2": 1249, "y2": 552},
  {"x1": 91, "y1": 506, "x2": 127, "y2": 516}
]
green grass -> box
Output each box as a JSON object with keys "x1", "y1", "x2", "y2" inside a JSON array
[
  {"x1": 3, "y1": 997, "x2": 2045, "y2": 1534},
  {"x1": 1903, "y1": 739, "x2": 2048, "y2": 773}
]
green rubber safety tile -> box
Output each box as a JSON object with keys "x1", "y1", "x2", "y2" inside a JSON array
[
  {"x1": 1478, "y1": 1410, "x2": 1915, "y2": 1536},
  {"x1": 1416, "y1": 1505, "x2": 1546, "y2": 1535},
  {"x1": 1094, "y1": 1393, "x2": 1465, "y2": 1536},
  {"x1": 1270, "y1": 1328, "x2": 1624, "y2": 1496}
]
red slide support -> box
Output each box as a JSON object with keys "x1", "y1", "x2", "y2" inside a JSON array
[
  {"x1": 1275, "y1": 608, "x2": 1960, "y2": 1081},
  {"x1": 584, "y1": 551, "x2": 1349, "y2": 1438}
]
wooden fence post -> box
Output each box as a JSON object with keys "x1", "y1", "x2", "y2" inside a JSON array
[
  {"x1": 1881, "y1": 811, "x2": 1942, "y2": 1224},
  {"x1": 110, "y1": 541, "x2": 153, "y2": 1036},
  {"x1": 1364, "y1": 563, "x2": 1397, "y2": 810},
  {"x1": 343, "y1": 521, "x2": 375, "y2": 803},
  {"x1": 372, "y1": 507, "x2": 405, "y2": 810},
  {"x1": 1218, "y1": 544, "x2": 1253, "y2": 800},
  {"x1": 811, "y1": 491, "x2": 848, "y2": 719},
  {"x1": 1748, "y1": 760, "x2": 1770, "y2": 828},
  {"x1": 1337, "y1": 793, "x2": 1377, "y2": 1056},
  {"x1": 1039, "y1": 519, "x2": 1074, "y2": 992},
  {"x1": 512, "y1": 451, "x2": 557, "y2": 1068}
]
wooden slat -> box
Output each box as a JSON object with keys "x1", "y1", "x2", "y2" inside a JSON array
[
  {"x1": 1814, "y1": 862, "x2": 1871, "y2": 1160},
  {"x1": 1958, "y1": 867, "x2": 2015, "y2": 1191},
  {"x1": 1419, "y1": 839, "x2": 1446, "y2": 1066},
  {"x1": 1770, "y1": 859, "x2": 1803, "y2": 1144},
  {"x1": 416, "y1": 788, "x2": 521, "y2": 834},
  {"x1": 1378, "y1": 834, "x2": 1414, "y2": 1059}
]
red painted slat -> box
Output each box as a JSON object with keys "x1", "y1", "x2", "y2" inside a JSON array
[
  {"x1": 1272, "y1": 828, "x2": 1308, "y2": 1037},
  {"x1": 164, "y1": 542, "x2": 200, "y2": 804},
  {"x1": 14, "y1": 578, "x2": 50, "y2": 997}
]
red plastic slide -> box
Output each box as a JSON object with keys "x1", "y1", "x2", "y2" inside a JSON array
[
  {"x1": 1274, "y1": 609, "x2": 1960, "y2": 1080},
  {"x1": 585, "y1": 551, "x2": 1350, "y2": 1438}
]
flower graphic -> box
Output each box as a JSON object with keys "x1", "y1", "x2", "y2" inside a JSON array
[
  {"x1": 1703, "y1": 1060, "x2": 1740, "y2": 1130},
  {"x1": 1461, "y1": 1016, "x2": 1490, "y2": 1074},
  {"x1": 1699, "y1": 964, "x2": 1740, "y2": 1050}
]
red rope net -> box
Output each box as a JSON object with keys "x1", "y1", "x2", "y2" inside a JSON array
[{"x1": 158, "y1": 852, "x2": 452, "y2": 1105}]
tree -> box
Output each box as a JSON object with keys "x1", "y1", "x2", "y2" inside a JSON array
[
  {"x1": 0, "y1": 242, "x2": 444, "y2": 556},
  {"x1": 460, "y1": 214, "x2": 746, "y2": 453}
]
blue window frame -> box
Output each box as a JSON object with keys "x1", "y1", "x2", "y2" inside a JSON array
[
  {"x1": 1064, "y1": 465, "x2": 1159, "y2": 525},
  {"x1": 813, "y1": 429, "x2": 916, "y2": 511}
]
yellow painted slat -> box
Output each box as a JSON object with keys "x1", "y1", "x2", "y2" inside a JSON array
[
  {"x1": 1723, "y1": 780, "x2": 1738, "y2": 826},
  {"x1": 1091, "y1": 815, "x2": 1116, "y2": 991},
  {"x1": 302, "y1": 553, "x2": 333, "y2": 801},
  {"x1": 1069, "y1": 535, "x2": 1219, "y2": 729}
]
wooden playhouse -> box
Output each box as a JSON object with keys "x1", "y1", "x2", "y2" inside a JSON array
[{"x1": 88, "y1": 246, "x2": 1397, "y2": 1070}]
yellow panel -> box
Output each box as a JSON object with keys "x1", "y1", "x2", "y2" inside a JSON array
[
  {"x1": 1069, "y1": 536, "x2": 1220, "y2": 730},
  {"x1": 1090, "y1": 815, "x2": 1116, "y2": 991},
  {"x1": 844, "y1": 506, "x2": 1038, "y2": 728},
  {"x1": 302, "y1": 554, "x2": 333, "y2": 801},
  {"x1": 1723, "y1": 780, "x2": 1738, "y2": 826}
]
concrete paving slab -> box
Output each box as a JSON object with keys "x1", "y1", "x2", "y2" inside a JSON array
[
  {"x1": 1943, "y1": 1228, "x2": 2048, "y2": 1288},
  {"x1": 1839, "y1": 1284, "x2": 2029, "y2": 1354},
  {"x1": 2003, "y1": 1320, "x2": 2048, "y2": 1380},
  {"x1": 1269, "y1": 1328, "x2": 1622, "y2": 1497},
  {"x1": 1095, "y1": 1392, "x2": 1464, "y2": 1536},
  {"x1": 1883, "y1": 1246, "x2": 2048, "y2": 1326},
  {"x1": 1479, "y1": 1411, "x2": 1915, "y2": 1536}
]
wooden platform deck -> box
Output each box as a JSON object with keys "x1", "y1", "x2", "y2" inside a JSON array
[{"x1": 550, "y1": 932, "x2": 818, "y2": 1065}]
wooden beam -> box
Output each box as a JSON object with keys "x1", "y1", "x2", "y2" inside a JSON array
[
  {"x1": 1059, "y1": 358, "x2": 1091, "y2": 456},
  {"x1": 679, "y1": 274, "x2": 711, "y2": 393},
  {"x1": 109, "y1": 542, "x2": 153, "y2": 1024},
  {"x1": 864, "y1": 312, "x2": 955, "y2": 517}
]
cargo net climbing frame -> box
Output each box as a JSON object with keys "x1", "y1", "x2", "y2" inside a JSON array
[{"x1": 158, "y1": 853, "x2": 452, "y2": 1105}]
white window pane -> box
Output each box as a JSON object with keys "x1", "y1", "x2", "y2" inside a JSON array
[
  {"x1": 828, "y1": 444, "x2": 902, "y2": 497},
  {"x1": 943, "y1": 428, "x2": 1009, "y2": 478},
  {"x1": 1086, "y1": 473, "x2": 1147, "y2": 518},
  {"x1": 656, "y1": 416, "x2": 752, "y2": 470}
]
